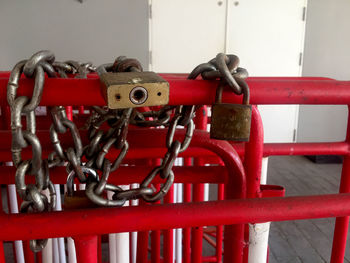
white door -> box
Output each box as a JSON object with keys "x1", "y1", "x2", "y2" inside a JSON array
[
  {"x1": 149, "y1": 0, "x2": 227, "y2": 73},
  {"x1": 150, "y1": 0, "x2": 307, "y2": 143},
  {"x1": 226, "y1": 0, "x2": 307, "y2": 142}
]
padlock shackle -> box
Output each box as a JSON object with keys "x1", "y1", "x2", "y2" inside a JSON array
[{"x1": 215, "y1": 79, "x2": 250, "y2": 105}]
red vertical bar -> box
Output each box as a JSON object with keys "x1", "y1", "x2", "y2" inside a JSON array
[
  {"x1": 243, "y1": 106, "x2": 264, "y2": 263},
  {"x1": 97, "y1": 236, "x2": 102, "y2": 263},
  {"x1": 137, "y1": 199, "x2": 149, "y2": 263},
  {"x1": 183, "y1": 157, "x2": 192, "y2": 263},
  {"x1": 37, "y1": 252, "x2": 43, "y2": 263},
  {"x1": 23, "y1": 241, "x2": 35, "y2": 263},
  {"x1": 216, "y1": 184, "x2": 224, "y2": 263},
  {"x1": 151, "y1": 185, "x2": 161, "y2": 263},
  {"x1": 163, "y1": 185, "x2": 174, "y2": 263},
  {"x1": 330, "y1": 105, "x2": 350, "y2": 263},
  {"x1": 78, "y1": 106, "x2": 85, "y2": 115},
  {"x1": 65, "y1": 106, "x2": 73, "y2": 121},
  {"x1": 0, "y1": 241, "x2": 5, "y2": 263},
  {"x1": 244, "y1": 106, "x2": 264, "y2": 199},
  {"x1": 191, "y1": 184, "x2": 204, "y2": 263},
  {"x1": 74, "y1": 235, "x2": 98, "y2": 263},
  {"x1": 191, "y1": 106, "x2": 207, "y2": 263},
  {"x1": 6, "y1": 186, "x2": 18, "y2": 263},
  {"x1": 0, "y1": 186, "x2": 5, "y2": 263},
  {"x1": 1, "y1": 106, "x2": 11, "y2": 130}
]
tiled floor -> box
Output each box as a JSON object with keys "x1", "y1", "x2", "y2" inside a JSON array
[{"x1": 267, "y1": 156, "x2": 350, "y2": 263}]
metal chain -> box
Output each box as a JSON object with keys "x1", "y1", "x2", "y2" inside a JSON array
[
  {"x1": 188, "y1": 53, "x2": 249, "y2": 102},
  {"x1": 7, "y1": 50, "x2": 57, "y2": 252},
  {"x1": 8, "y1": 51, "x2": 246, "y2": 253},
  {"x1": 83, "y1": 56, "x2": 196, "y2": 205}
]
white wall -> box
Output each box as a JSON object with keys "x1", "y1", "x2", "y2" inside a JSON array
[
  {"x1": 0, "y1": 0, "x2": 149, "y2": 70},
  {"x1": 298, "y1": 0, "x2": 349, "y2": 142}
]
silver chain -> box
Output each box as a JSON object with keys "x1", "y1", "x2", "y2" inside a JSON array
[
  {"x1": 7, "y1": 51, "x2": 247, "y2": 252},
  {"x1": 7, "y1": 50, "x2": 57, "y2": 252}
]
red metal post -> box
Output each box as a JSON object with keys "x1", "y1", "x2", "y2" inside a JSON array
[
  {"x1": 23, "y1": 241, "x2": 35, "y2": 263},
  {"x1": 151, "y1": 184, "x2": 161, "y2": 263},
  {"x1": 330, "y1": 105, "x2": 350, "y2": 263},
  {"x1": 192, "y1": 106, "x2": 208, "y2": 263},
  {"x1": 163, "y1": 185, "x2": 174, "y2": 263},
  {"x1": 65, "y1": 106, "x2": 73, "y2": 121},
  {"x1": 216, "y1": 183, "x2": 224, "y2": 263},
  {"x1": 0, "y1": 241, "x2": 5, "y2": 263},
  {"x1": 136, "y1": 199, "x2": 149, "y2": 263},
  {"x1": 183, "y1": 158, "x2": 192, "y2": 263},
  {"x1": 73, "y1": 235, "x2": 98, "y2": 263},
  {"x1": 244, "y1": 106, "x2": 264, "y2": 199}
]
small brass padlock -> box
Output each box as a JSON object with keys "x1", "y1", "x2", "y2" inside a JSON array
[
  {"x1": 99, "y1": 71, "x2": 169, "y2": 109},
  {"x1": 210, "y1": 84, "x2": 252, "y2": 141}
]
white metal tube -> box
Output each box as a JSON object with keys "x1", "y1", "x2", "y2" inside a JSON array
[
  {"x1": 42, "y1": 238, "x2": 53, "y2": 263},
  {"x1": 42, "y1": 189, "x2": 53, "y2": 263},
  {"x1": 175, "y1": 183, "x2": 183, "y2": 263},
  {"x1": 7, "y1": 184, "x2": 25, "y2": 263},
  {"x1": 52, "y1": 238, "x2": 59, "y2": 263},
  {"x1": 54, "y1": 184, "x2": 66, "y2": 263},
  {"x1": 248, "y1": 157, "x2": 270, "y2": 263},
  {"x1": 108, "y1": 186, "x2": 130, "y2": 263},
  {"x1": 63, "y1": 185, "x2": 77, "y2": 263},
  {"x1": 130, "y1": 184, "x2": 139, "y2": 263}
]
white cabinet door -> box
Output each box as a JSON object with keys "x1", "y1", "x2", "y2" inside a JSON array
[
  {"x1": 226, "y1": 0, "x2": 307, "y2": 142},
  {"x1": 150, "y1": 0, "x2": 227, "y2": 73},
  {"x1": 150, "y1": 0, "x2": 307, "y2": 143}
]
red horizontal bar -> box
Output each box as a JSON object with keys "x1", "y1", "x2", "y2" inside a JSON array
[
  {"x1": 1, "y1": 193, "x2": 350, "y2": 241},
  {"x1": 262, "y1": 142, "x2": 350, "y2": 157},
  {"x1": 0, "y1": 130, "x2": 348, "y2": 161},
  {"x1": 0, "y1": 166, "x2": 227, "y2": 185},
  {"x1": 1, "y1": 74, "x2": 350, "y2": 105}
]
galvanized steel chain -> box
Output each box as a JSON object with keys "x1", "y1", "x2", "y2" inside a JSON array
[
  {"x1": 83, "y1": 56, "x2": 195, "y2": 205},
  {"x1": 7, "y1": 50, "x2": 57, "y2": 252},
  {"x1": 7, "y1": 51, "x2": 95, "y2": 252},
  {"x1": 189, "y1": 53, "x2": 250, "y2": 103},
  {"x1": 7, "y1": 51, "x2": 246, "y2": 252}
]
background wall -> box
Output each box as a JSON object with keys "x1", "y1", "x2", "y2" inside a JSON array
[
  {"x1": 298, "y1": 0, "x2": 350, "y2": 142},
  {"x1": 0, "y1": 0, "x2": 149, "y2": 70}
]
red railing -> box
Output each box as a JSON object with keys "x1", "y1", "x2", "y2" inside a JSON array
[{"x1": 0, "y1": 73, "x2": 349, "y2": 263}]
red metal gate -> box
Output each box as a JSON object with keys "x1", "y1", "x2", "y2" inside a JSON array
[{"x1": 0, "y1": 73, "x2": 349, "y2": 262}]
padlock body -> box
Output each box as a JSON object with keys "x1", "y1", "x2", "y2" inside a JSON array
[
  {"x1": 64, "y1": 190, "x2": 99, "y2": 210},
  {"x1": 99, "y1": 71, "x2": 169, "y2": 109},
  {"x1": 210, "y1": 103, "x2": 252, "y2": 141}
]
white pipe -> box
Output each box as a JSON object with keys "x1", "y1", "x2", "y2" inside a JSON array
[
  {"x1": 52, "y1": 238, "x2": 59, "y2": 263},
  {"x1": 67, "y1": 238, "x2": 76, "y2": 263},
  {"x1": 173, "y1": 184, "x2": 177, "y2": 261},
  {"x1": 42, "y1": 189, "x2": 53, "y2": 263},
  {"x1": 7, "y1": 184, "x2": 25, "y2": 263},
  {"x1": 248, "y1": 157, "x2": 270, "y2": 263},
  {"x1": 54, "y1": 184, "x2": 66, "y2": 263},
  {"x1": 175, "y1": 183, "x2": 183, "y2": 263},
  {"x1": 108, "y1": 189, "x2": 117, "y2": 263},
  {"x1": 63, "y1": 185, "x2": 77, "y2": 263},
  {"x1": 260, "y1": 157, "x2": 269, "y2": 184},
  {"x1": 108, "y1": 186, "x2": 130, "y2": 263},
  {"x1": 42, "y1": 238, "x2": 53, "y2": 263},
  {"x1": 130, "y1": 184, "x2": 138, "y2": 263}
]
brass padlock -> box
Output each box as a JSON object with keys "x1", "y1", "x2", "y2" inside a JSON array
[
  {"x1": 99, "y1": 71, "x2": 169, "y2": 109},
  {"x1": 210, "y1": 84, "x2": 252, "y2": 141}
]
